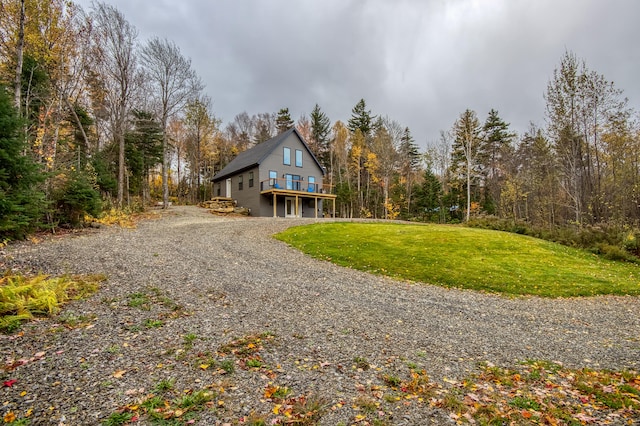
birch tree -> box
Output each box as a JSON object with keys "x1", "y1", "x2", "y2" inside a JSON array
[{"x1": 452, "y1": 109, "x2": 482, "y2": 222}]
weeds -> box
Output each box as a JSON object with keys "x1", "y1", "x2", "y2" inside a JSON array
[{"x1": 353, "y1": 356, "x2": 370, "y2": 370}]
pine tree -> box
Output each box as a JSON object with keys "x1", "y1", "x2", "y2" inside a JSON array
[
  {"x1": 275, "y1": 107, "x2": 294, "y2": 133},
  {"x1": 0, "y1": 86, "x2": 45, "y2": 239},
  {"x1": 310, "y1": 103, "x2": 330, "y2": 166},
  {"x1": 398, "y1": 127, "x2": 421, "y2": 215},
  {"x1": 479, "y1": 109, "x2": 514, "y2": 214},
  {"x1": 347, "y1": 99, "x2": 375, "y2": 138}
]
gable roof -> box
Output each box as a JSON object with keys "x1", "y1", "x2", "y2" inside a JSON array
[{"x1": 212, "y1": 128, "x2": 325, "y2": 182}]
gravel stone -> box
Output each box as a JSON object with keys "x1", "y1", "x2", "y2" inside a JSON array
[{"x1": 1, "y1": 206, "x2": 639, "y2": 425}]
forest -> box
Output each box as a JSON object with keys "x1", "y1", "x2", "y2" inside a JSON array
[{"x1": 1, "y1": 0, "x2": 639, "y2": 258}]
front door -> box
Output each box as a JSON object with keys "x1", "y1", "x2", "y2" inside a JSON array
[
  {"x1": 285, "y1": 197, "x2": 301, "y2": 218},
  {"x1": 226, "y1": 178, "x2": 232, "y2": 197}
]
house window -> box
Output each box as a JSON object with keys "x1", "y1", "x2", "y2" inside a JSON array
[
  {"x1": 295, "y1": 150, "x2": 303, "y2": 167},
  {"x1": 238, "y1": 174, "x2": 243, "y2": 190},
  {"x1": 216, "y1": 184, "x2": 220, "y2": 197},
  {"x1": 308, "y1": 176, "x2": 316, "y2": 192},
  {"x1": 269, "y1": 170, "x2": 278, "y2": 187},
  {"x1": 249, "y1": 171, "x2": 254, "y2": 188},
  {"x1": 283, "y1": 147, "x2": 291, "y2": 165}
]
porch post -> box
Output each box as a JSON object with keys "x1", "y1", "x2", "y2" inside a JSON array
[
  {"x1": 332, "y1": 198, "x2": 336, "y2": 218},
  {"x1": 295, "y1": 195, "x2": 299, "y2": 217},
  {"x1": 314, "y1": 197, "x2": 318, "y2": 218},
  {"x1": 273, "y1": 193, "x2": 277, "y2": 217}
]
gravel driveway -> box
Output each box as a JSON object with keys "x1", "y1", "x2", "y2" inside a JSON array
[{"x1": 2, "y1": 206, "x2": 639, "y2": 425}]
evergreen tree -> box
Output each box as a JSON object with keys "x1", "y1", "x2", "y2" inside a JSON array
[
  {"x1": 0, "y1": 86, "x2": 45, "y2": 239},
  {"x1": 347, "y1": 99, "x2": 375, "y2": 138},
  {"x1": 125, "y1": 110, "x2": 163, "y2": 201},
  {"x1": 398, "y1": 127, "x2": 421, "y2": 216},
  {"x1": 479, "y1": 109, "x2": 514, "y2": 213},
  {"x1": 310, "y1": 103, "x2": 331, "y2": 166},
  {"x1": 414, "y1": 168, "x2": 442, "y2": 221},
  {"x1": 275, "y1": 107, "x2": 294, "y2": 133}
]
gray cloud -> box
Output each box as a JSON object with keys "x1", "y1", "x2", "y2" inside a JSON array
[{"x1": 77, "y1": 0, "x2": 640, "y2": 147}]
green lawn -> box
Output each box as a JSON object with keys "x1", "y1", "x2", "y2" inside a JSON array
[{"x1": 275, "y1": 222, "x2": 640, "y2": 297}]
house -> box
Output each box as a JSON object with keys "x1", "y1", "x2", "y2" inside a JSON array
[{"x1": 211, "y1": 128, "x2": 336, "y2": 218}]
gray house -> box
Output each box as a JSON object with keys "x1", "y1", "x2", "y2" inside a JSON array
[{"x1": 211, "y1": 128, "x2": 336, "y2": 218}]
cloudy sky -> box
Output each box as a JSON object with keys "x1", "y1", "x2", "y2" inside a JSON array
[{"x1": 77, "y1": 0, "x2": 640, "y2": 148}]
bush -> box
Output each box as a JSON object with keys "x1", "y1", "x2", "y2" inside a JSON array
[{"x1": 52, "y1": 170, "x2": 102, "y2": 227}]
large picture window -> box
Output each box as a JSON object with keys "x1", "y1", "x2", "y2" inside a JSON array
[
  {"x1": 295, "y1": 149, "x2": 303, "y2": 167},
  {"x1": 283, "y1": 147, "x2": 291, "y2": 165}
]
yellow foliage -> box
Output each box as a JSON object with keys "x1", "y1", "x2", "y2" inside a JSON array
[
  {"x1": 86, "y1": 207, "x2": 160, "y2": 229},
  {"x1": 384, "y1": 199, "x2": 401, "y2": 220},
  {"x1": 0, "y1": 272, "x2": 105, "y2": 331}
]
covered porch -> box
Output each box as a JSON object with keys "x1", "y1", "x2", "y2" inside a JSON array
[{"x1": 260, "y1": 178, "x2": 336, "y2": 218}]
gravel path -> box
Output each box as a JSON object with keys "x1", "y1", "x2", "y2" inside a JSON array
[{"x1": 2, "y1": 206, "x2": 639, "y2": 425}]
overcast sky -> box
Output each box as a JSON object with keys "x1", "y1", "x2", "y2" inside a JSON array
[{"x1": 77, "y1": 0, "x2": 640, "y2": 148}]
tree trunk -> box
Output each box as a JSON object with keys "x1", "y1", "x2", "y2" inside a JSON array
[
  {"x1": 14, "y1": 0, "x2": 25, "y2": 111},
  {"x1": 162, "y1": 114, "x2": 169, "y2": 209},
  {"x1": 117, "y1": 127, "x2": 125, "y2": 208}
]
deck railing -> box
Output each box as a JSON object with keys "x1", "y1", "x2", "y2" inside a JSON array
[{"x1": 260, "y1": 178, "x2": 332, "y2": 194}]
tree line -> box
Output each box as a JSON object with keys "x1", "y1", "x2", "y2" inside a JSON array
[{"x1": 1, "y1": 1, "x2": 639, "y2": 241}]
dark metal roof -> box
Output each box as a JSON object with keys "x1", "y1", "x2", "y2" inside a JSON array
[{"x1": 212, "y1": 128, "x2": 325, "y2": 182}]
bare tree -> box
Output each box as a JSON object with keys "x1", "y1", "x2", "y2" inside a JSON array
[
  {"x1": 140, "y1": 37, "x2": 203, "y2": 208},
  {"x1": 89, "y1": 1, "x2": 139, "y2": 207}
]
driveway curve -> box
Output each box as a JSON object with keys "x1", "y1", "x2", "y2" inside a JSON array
[{"x1": 2, "y1": 205, "x2": 639, "y2": 425}]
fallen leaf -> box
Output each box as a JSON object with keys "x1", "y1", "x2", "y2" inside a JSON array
[
  {"x1": 273, "y1": 404, "x2": 281, "y2": 414},
  {"x1": 34, "y1": 351, "x2": 46, "y2": 358},
  {"x1": 3, "y1": 412, "x2": 16, "y2": 423},
  {"x1": 3, "y1": 380, "x2": 17, "y2": 387},
  {"x1": 522, "y1": 410, "x2": 532, "y2": 419},
  {"x1": 112, "y1": 369, "x2": 126, "y2": 378}
]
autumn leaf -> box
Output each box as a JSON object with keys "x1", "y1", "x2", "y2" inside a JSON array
[
  {"x1": 3, "y1": 412, "x2": 16, "y2": 423},
  {"x1": 112, "y1": 369, "x2": 126, "y2": 378},
  {"x1": 3, "y1": 380, "x2": 17, "y2": 387}
]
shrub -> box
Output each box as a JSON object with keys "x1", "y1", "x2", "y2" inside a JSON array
[{"x1": 52, "y1": 169, "x2": 102, "y2": 227}]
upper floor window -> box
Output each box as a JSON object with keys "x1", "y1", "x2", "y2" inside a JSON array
[
  {"x1": 269, "y1": 170, "x2": 278, "y2": 187},
  {"x1": 295, "y1": 149, "x2": 303, "y2": 167},
  {"x1": 249, "y1": 171, "x2": 254, "y2": 188},
  {"x1": 283, "y1": 147, "x2": 291, "y2": 165},
  {"x1": 308, "y1": 176, "x2": 316, "y2": 192},
  {"x1": 238, "y1": 174, "x2": 243, "y2": 190}
]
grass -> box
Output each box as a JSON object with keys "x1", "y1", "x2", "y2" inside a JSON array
[
  {"x1": 0, "y1": 272, "x2": 105, "y2": 332},
  {"x1": 275, "y1": 222, "x2": 640, "y2": 297}
]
